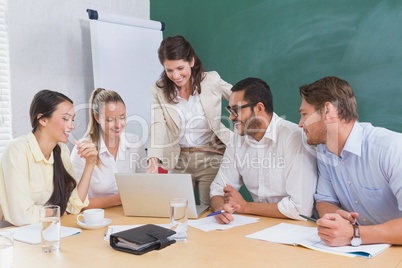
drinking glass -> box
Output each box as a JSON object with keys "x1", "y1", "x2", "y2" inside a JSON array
[
  {"x1": 169, "y1": 198, "x2": 188, "y2": 241},
  {"x1": 0, "y1": 230, "x2": 13, "y2": 268},
  {"x1": 40, "y1": 205, "x2": 61, "y2": 253}
]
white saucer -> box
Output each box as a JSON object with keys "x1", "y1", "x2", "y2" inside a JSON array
[{"x1": 77, "y1": 218, "x2": 112, "y2": 230}]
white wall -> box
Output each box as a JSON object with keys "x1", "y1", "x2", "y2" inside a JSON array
[{"x1": 8, "y1": 0, "x2": 149, "y2": 148}]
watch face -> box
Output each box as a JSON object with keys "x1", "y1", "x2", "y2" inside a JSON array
[{"x1": 351, "y1": 237, "x2": 362, "y2": 247}]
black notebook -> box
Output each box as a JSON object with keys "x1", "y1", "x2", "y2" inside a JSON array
[{"x1": 109, "y1": 224, "x2": 176, "y2": 255}]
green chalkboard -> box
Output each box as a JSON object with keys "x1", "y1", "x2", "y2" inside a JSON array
[
  {"x1": 151, "y1": 0, "x2": 402, "y2": 132},
  {"x1": 151, "y1": 0, "x2": 402, "y2": 202}
]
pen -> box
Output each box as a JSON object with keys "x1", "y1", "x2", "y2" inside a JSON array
[
  {"x1": 299, "y1": 214, "x2": 317, "y2": 222},
  {"x1": 207, "y1": 208, "x2": 236, "y2": 217},
  {"x1": 207, "y1": 210, "x2": 226, "y2": 217}
]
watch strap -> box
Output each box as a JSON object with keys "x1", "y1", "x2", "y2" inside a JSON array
[{"x1": 353, "y1": 223, "x2": 360, "y2": 238}]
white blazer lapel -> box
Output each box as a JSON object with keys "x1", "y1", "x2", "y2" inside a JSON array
[
  {"x1": 199, "y1": 84, "x2": 223, "y2": 134},
  {"x1": 162, "y1": 100, "x2": 180, "y2": 133}
]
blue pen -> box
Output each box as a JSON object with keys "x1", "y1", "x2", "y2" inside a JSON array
[
  {"x1": 206, "y1": 210, "x2": 226, "y2": 217},
  {"x1": 207, "y1": 208, "x2": 236, "y2": 217}
]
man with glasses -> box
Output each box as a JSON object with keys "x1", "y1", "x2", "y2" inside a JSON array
[{"x1": 210, "y1": 77, "x2": 318, "y2": 223}]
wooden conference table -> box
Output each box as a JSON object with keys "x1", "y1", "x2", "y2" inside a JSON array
[{"x1": 8, "y1": 206, "x2": 402, "y2": 268}]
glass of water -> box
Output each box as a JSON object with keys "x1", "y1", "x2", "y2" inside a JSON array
[
  {"x1": 0, "y1": 230, "x2": 13, "y2": 268},
  {"x1": 169, "y1": 198, "x2": 188, "y2": 241},
  {"x1": 40, "y1": 205, "x2": 61, "y2": 253}
]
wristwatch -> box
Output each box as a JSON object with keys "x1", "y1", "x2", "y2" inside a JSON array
[{"x1": 350, "y1": 223, "x2": 362, "y2": 247}]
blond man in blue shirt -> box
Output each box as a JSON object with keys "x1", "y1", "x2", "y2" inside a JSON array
[{"x1": 298, "y1": 76, "x2": 402, "y2": 246}]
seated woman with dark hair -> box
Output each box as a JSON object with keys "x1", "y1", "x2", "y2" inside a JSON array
[{"x1": 0, "y1": 90, "x2": 98, "y2": 226}]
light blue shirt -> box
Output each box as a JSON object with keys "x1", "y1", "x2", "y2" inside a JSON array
[{"x1": 315, "y1": 121, "x2": 402, "y2": 225}]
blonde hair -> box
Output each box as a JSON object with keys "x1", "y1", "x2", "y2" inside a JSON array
[{"x1": 85, "y1": 88, "x2": 125, "y2": 166}]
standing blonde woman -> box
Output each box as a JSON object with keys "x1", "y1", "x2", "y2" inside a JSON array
[
  {"x1": 0, "y1": 90, "x2": 97, "y2": 226},
  {"x1": 71, "y1": 88, "x2": 146, "y2": 209},
  {"x1": 147, "y1": 36, "x2": 233, "y2": 206}
]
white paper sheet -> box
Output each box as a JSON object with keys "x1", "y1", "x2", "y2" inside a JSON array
[
  {"x1": 188, "y1": 215, "x2": 259, "y2": 232},
  {"x1": 246, "y1": 223, "x2": 390, "y2": 258},
  {"x1": 246, "y1": 222, "x2": 317, "y2": 245},
  {"x1": 12, "y1": 223, "x2": 81, "y2": 245}
]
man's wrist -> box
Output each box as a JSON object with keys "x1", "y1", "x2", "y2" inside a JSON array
[
  {"x1": 235, "y1": 202, "x2": 246, "y2": 214},
  {"x1": 350, "y1": 223, "x2": 362, "y2": 247}
]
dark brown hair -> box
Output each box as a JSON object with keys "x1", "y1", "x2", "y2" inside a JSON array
[
  {"x1": 299, "y1": 76, "x2": 358, "y2": 122},
  {"x1": 30, "y1": 89, "x2": 76, "y2": 215},
  {"x1": 84, "y1": 88, "x2": 125, "y2": 167},
  {"x1": 157, "y1": 35, "x2": 205, "y2": 103},
  {"x1": 231, "y1": 77, "x2": 274, "y2": 115}
]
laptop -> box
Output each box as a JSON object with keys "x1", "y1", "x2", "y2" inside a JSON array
[{"x1": 115, "y1": 173, "x2": 209, "y2": 219}]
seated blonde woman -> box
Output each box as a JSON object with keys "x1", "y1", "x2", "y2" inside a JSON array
[{"x1": 71, "y1": 88, "x2": 146, "y2": 209}]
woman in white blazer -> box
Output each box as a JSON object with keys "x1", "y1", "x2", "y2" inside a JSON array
[{"x1": 147, "y1": 35, "x2": 233, "y2": 205}]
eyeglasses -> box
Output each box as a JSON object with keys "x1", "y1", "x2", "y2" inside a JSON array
[{"x1": 225, "y1": 102, "x2": 258, "y2": 117}]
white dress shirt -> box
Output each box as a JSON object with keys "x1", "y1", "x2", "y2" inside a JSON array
[
  {"x1": 70, "y1": 132, "x2": 147, "y2": 198},
  {"x1": 148, "y1": 71, "x2": 233, "y2": 170},
  {"x1": 210, "y1": 113, "x2": 318, "y2": 220},
  {"x1": 176, "y1": 90, "x2": 214, "y2": 147}
]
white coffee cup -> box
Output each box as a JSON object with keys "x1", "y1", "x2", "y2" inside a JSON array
[{"x1": 77, "y1": 209, "x2": 104, "y2": 225}]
